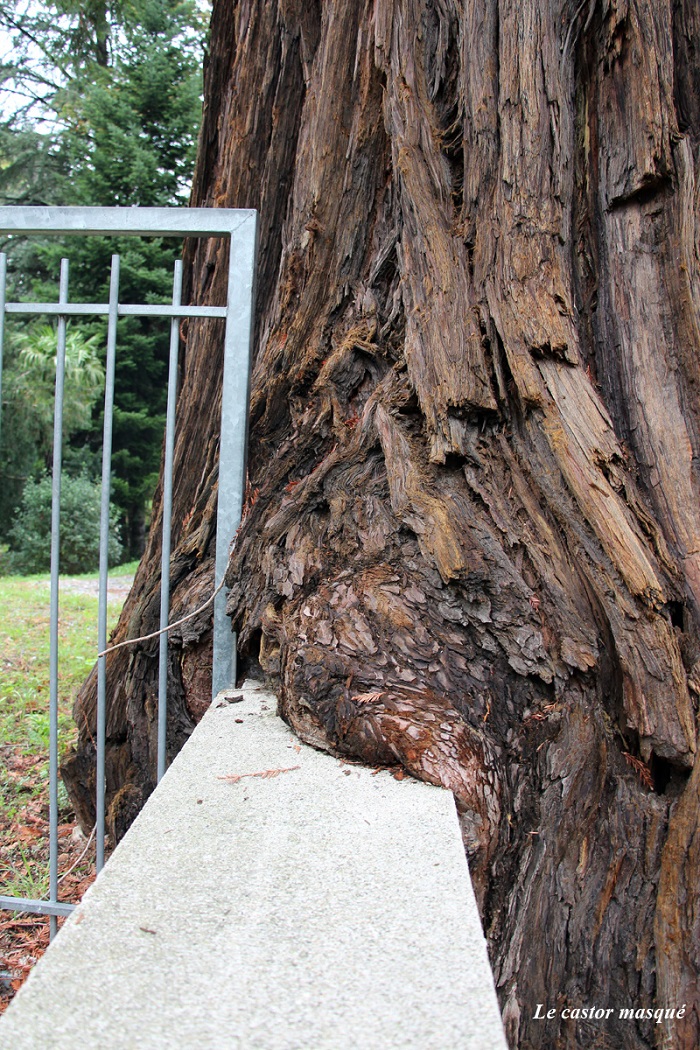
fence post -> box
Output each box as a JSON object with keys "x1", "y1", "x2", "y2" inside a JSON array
[{"x1": 212, "y1": 213, "x2": 258, "y2": 696}]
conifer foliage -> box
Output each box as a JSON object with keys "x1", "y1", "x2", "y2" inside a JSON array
[{"x1": 0, "y1": 1, "x2": 206, "y2": 557}]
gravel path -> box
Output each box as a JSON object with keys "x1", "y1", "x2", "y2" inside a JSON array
[{"x1": 57, "y1": 574, "x2": 135, "y2": 602}]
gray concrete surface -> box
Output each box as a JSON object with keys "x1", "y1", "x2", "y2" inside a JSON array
[{"x1": 1, "y1": 680, "x2": 508, "y2": 1050}]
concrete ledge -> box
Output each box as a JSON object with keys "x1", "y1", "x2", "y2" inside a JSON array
[{"x1": 1, "y1": 680, "x2": 507, "y2": 1049}]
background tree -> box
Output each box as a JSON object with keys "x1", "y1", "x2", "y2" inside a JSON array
[
  {"x1": 0, "y1": 323, "x2": 105, "y2": 529},
  {"x1": 0, "y1": 0, "x2": 206, "y2": 554},
  {"x1": 65, "y1": 2, "x2": 700, "y2": 1048}
]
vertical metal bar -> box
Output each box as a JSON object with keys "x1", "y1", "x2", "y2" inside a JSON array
[
  {"x1": 157, "y1": 260, "x2": 182, "y2": 782},
  {"x1": 213, "y1": 214, "x2": 258, "y2": 697},
  {"x1": 48, "y1": 259, "x2": 69, "y2": 939},
  {"x1": 0, "y1": 253, "x2": 6, "y2": 445},
  {"x1": 96, "y1": 255, "x2": 120, "y2": 873}
]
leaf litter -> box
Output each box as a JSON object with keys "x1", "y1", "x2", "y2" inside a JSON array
[
  {"x1": 217, "y1": 766, "x2": 301, "y2": 784},
  {"x1": 0, "y1": 761, "x2": 99, "y2": 1015}
]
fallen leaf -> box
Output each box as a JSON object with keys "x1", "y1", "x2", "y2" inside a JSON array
[
  {"x1": 351, "y1": 691, "x2": 384, "y2": 705},
  {"x1": 622, "y1": 752, "x2": 654, "y2": 790},
  {"x1": 218, "y1": 765, "x2": 301, "y2": 784}
]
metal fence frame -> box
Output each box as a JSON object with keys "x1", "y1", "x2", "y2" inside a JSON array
[{"x1": 0, "y1": 206, "x2": 258, "y2": 936}]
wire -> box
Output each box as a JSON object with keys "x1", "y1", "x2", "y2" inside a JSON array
[
  {"x1": 55, "y1": 824, "x2": 96, "y2": 887},
  {"x1": 97, "y1": 576, "x2": 226, "y2": 658}
]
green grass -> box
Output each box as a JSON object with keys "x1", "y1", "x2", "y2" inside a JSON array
[
  {"x1": 2, "y1": 845, "x2": 52, "y2": 900},
  {"x1": 0, "y1": 564, "x2": 136, "y2": 823}
]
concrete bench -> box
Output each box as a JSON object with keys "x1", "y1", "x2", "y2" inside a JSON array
[{"x1": 1, "y1": 680, "x2": 508, "y2": 1049}]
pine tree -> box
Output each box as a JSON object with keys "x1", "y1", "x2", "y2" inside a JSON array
[{"x1": 0, "y1": 0, "x2": 206, "y2": 553}]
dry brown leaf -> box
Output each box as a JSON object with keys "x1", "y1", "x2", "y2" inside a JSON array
[
  {"x1": 622, "y1": 752, "x2": 654, "y2": 790},
  {"x1": 218, "y1": 765, "x2": 301, "y2": 784},
  {"x1": 523, "y1": 711, "x2": 547, "y2": 725},
  {"x1": 351, "y1": 691, "x2": 384, "y2": 704}
]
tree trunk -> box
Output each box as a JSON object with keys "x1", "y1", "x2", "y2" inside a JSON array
[{"x1": 63, "y1": 2, "x2": 700, "y2": 1046}]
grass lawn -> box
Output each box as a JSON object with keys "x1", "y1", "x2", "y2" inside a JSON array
[{"x1": 0, "y1": 563, "x2": 137, "y2": 1006}]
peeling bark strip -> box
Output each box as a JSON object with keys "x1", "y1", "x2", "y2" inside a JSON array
[{"x1": 64, "y1": 2, "x2": 700, "y2": 1047}]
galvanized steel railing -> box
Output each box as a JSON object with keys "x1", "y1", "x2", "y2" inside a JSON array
[{"x1": 0, "y1": 207, "x2": 257, "y2": 937}]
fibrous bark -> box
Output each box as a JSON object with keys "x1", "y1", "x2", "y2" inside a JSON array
[{"x1": 64, "y1": 2, "x2": 700, "y2": 1046}]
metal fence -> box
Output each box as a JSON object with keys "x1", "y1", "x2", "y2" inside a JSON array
[{"x1": 0, "y1": 207, "x2": 257, "y2": 937}]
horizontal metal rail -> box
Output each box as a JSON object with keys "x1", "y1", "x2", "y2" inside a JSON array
[
  {"x1": 4, "y1": 302, "x2": 227, "y2": 318},
  {"x1": 0, "y1": 896, "x2": 76, "y2": 918},
  {"x1": 0, "y1": 205, "x2": 255, "y2": 238}
]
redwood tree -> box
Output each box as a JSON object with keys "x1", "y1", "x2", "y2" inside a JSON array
[{"x1": 63, "y1": 2, "x2": 700, "y2": 1047}]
